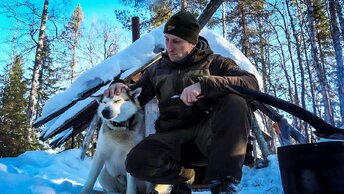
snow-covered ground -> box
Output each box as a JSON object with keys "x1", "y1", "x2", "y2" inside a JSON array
[
  {"x1": 3, "y1": 7, "x2": 344, "y2": 194},
  {"x1": 0, "y1": 149, "x2": 284, "y2": 194},
  {"x1": 0, "y1": 21, "x2": 285, "y2": 194}
]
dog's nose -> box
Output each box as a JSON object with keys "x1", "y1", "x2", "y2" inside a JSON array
[{"x1": 102, "y1": 109, "x2": 111, "y2": 119}]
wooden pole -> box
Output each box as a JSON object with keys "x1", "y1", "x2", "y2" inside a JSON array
[
  {"x1": 132, "y1": 16, "x2": 140, "y2": 42},
  {"x1": 197, "y1": 0, "x2": 225, "y2": 29}
]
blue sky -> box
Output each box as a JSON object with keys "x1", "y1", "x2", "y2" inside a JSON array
[
  {"x1": 76, "y1": 0, "x2": 124, "y2": 27},
  {"x1": 0, "y1": 0, "x2": 132, "y2": 74}
]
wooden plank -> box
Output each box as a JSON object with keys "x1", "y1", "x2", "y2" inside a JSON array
[
  {"x1": 33, "y1": 81, "x2": 110, "y2": 128},
  {"x1": 123, "y1": 54, "x2": 162, "y2": 83},
  {"x1": 40, "y1": 101, "x2": 98, "y2": 141},
  {"x1": 39, "y1": 54, "x2": 163, "y2": 145},
  {"x1": 35, "y1": 54, "x2": 162, "y2": 129}
]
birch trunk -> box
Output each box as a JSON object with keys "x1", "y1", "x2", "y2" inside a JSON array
[
  {"x1": 282, "y1": 0, "x2": 300, "y2": 127},
  {"x1": 26, "y1": 0, "x2": 49, "y2": 142},
  {"x1": 285, "y1": 0, "x2": 301, "y2": 112},
  {"x1": 334, "y1": 1, "x2": 344, "y2": 40},
  {"x1": 294, "y1": 0, "x2": 307, "y2": 111},
  {"x1": 221, "y1": 3, "x2": 227, "y2": 39}
]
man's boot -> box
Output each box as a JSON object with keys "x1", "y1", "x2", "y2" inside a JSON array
[
  {"x1": 170, "y1": 183, "x2": 192, "y2": 194},
  {"x1": 209, "y1": 177, "x2": 239, "y2": 194},
  {"x1": 170, "y1": 168, "x2": 195, "y2": 194}
]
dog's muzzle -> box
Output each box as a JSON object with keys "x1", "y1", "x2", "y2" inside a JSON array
[
  {"x1": 101, "y1": 108, "x2": 112, "y2": 119},
  {"x1": 108, "y1": 114, "x2": 136, "y2": 129}
]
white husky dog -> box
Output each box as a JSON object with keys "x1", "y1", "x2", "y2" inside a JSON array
[{"x1": 81, "y1": 88, "x2": 149, "y2": 194}]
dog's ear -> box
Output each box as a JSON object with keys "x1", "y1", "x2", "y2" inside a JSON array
[
  {"x1": 91, "y1": 94, "x2": 103, "y2": 103},
  {"x1": 128, "y1": 88, "x2": 142, "y2": 108},
  {"x1": 128, "y1": 88, "x2": 141, "y2": 98}
]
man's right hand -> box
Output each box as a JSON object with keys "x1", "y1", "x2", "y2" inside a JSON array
[{"x1": 103, "y1": 82, "x2": 131, "y2": 98}]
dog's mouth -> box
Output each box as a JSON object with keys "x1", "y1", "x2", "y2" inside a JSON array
[
  {"x1": 100, "y1": 107, "x2": 136, "y2": 128},
  {"x1": 107, "y1": 114, "x2": 136, "y2": 128}
]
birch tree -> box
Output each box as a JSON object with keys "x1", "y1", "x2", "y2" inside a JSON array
[
  {"x1": 1, "y1": 0, "x2": 69, "y2": 145},
  {"x1": 26, "y1": 0, "x2": 49, "y2": 142},
  {"x1": 80, "y1": 21, "x2": 120, "y2": 67}
]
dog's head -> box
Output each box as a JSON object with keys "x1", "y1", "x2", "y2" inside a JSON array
[{"x1": 94, "y1": 88, "x2": 142, "y2": 123}]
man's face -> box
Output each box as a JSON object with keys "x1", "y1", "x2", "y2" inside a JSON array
[{"x1": 165, "y1": 33, "x2": 196, "y2": 62}]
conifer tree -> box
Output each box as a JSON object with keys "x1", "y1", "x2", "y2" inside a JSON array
[
  {"x1": 63, "y1": 4, "x2": 84, "y2": 83},
  {"x1": 0, "y1": 56, "x2": 28, "y2": 157},
  {"x1": 150, "y1": 0, "x2": 174, "y2": 28},
  {"x1": 328, "y1": 0, "x2": 344, "y2": 125},
  {"x1": 306, "y1": 0, "x2": 335, "y2": 124},
  {"x1": 36, "y1": 37, "x2": 59, "y2": 118}
]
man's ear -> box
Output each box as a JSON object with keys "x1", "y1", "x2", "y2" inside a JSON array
[{"x1": 91, "y1": 94, "x2": 103, "y2": 103}]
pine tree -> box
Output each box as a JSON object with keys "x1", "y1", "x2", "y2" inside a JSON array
[
  {"x1": 0, "y1": 56, "x2": 28, "y2": 157},
  {"x1": 63, "y1": 4, "x2": 84, "y2": 83},
  {"x1": 224, "y1": 0, "x2": 270, "y2": 88},
  {"x1": 150, "y1": 0, "x2": 174, "y2": 28},
  {"x1": 36, "y1": 37, "x2": 59, "y2": 119},
  {"x1": 307, "y1": 0, "x2": 335, "y2": 124},
  {"x1": 328, "y1": 0, "x2": 344, "y2": 125}
]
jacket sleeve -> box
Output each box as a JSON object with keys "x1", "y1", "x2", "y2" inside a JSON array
[
  {"x1": 129, "y1": 65, "x2": 157, "y2": 107},
  {"x1": 198, "y1": 56, "x2": 259, "y2": 98}
]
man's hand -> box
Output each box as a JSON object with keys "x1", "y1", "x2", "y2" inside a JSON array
[
  {"x1": 103, "y1": 82, "x2": 131, "y2": 98},
  {"x1": 180, "y1": 82, "x2": 203, "y2": 106}
]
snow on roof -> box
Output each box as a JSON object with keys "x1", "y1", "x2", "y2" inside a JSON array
[{"x1": 36, "y1": 24, "x2": 263, "y2": 144}]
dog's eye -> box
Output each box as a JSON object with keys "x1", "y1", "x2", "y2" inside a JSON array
[{"x1": 114, "y1": 99, "x2": 122, "y2": 103}]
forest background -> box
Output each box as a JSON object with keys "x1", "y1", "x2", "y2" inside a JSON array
[{"x1": 0, "y1": 0, "x2": 343, "y2": 158}]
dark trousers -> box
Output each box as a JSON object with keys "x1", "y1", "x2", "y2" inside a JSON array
[{"x1": 125, "y1": 93, "x2": 252, "y2": 184}]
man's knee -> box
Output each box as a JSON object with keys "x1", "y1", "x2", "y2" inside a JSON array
[
  {"x1": 125, "y1": 138, "x2": 173, "y2": 179},
  {"x1": 125, "y1": 146, "x2": 144, "y2": 177},
  {"x1": 216, "y1": 93, "x2": 250, "y2": 115},
  {"x1": 208, "y1": 93, "x2": 251, "y2": 137}
]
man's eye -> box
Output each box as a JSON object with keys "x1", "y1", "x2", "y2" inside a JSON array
[
  {"x1": 114, "y1": 99, "x2": 122, "y2": 103},
  {"x1": 173, "y1": 40, "x2": 180, "y2": 43}
]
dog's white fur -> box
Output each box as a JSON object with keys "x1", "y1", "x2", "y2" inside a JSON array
[{"x1": 81, "y1": 88, "x2": 149, "y2": 194}]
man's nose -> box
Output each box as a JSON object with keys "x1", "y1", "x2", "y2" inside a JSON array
[{"x1": 166, "y1": 42, "x2": 173, "y2": 51}]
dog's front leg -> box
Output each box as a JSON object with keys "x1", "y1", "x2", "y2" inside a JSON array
[
  {"x1": 126, "y1": 172, "x2": 137, "y2": 194},
  {"x1": 81, "y1": 151, "x2": 106, "y2": 194}
]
